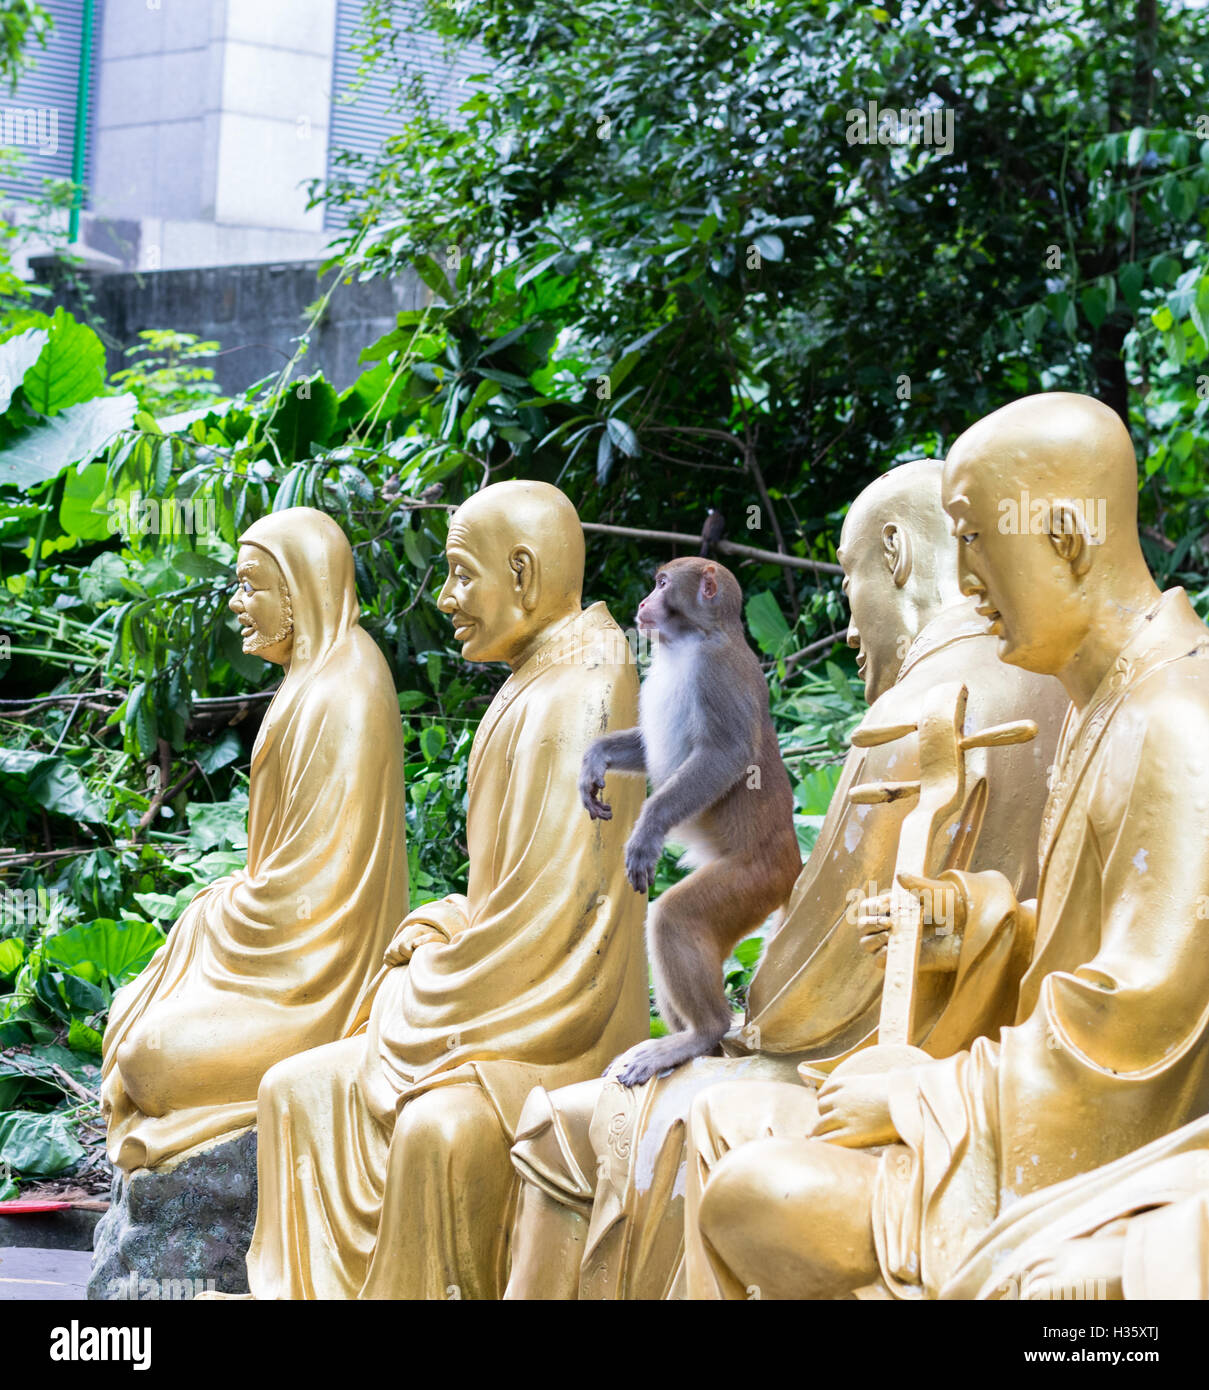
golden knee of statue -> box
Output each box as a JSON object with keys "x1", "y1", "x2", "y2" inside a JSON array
[{"x1": 100, "y1": 507, "x2": 410, "y2": 1175}]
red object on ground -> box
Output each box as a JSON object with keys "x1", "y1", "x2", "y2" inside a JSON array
[{"x1": 0, "y1": 1200, "x2": 74, "y2": 1213}]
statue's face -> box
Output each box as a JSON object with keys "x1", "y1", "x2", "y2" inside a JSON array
[
  {"x1": 229, "y1": 543, "x2": 294, "y2": 666},
  {"x1": 943, "y1": 459, "x2": 1088, "y2": 675},
  {"x1": 437, "y1": 521, "x2": 534, "y2": 665},
  {"x1": 838, "y1": 513, "x2": 910, "y2": 704}
]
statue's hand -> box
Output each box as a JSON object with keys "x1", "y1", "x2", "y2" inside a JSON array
[
  {"x1": 812, "y1": 1071, "x2": 899, "y2": 1148},
  {"x1": 384, "y1": 921, "x2": 448, "y2": 967},
  {"x1": 856, "y1": 871, "x2": 968, "y2": 972},
  {"x1": 624, "y1": 820, "x2": 662, "y2": 894},
  {"x1": 579, "y1": 742, "x2": 612, "y2": 820}
]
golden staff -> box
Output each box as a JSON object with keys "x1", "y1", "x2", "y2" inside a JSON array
[{"x1": 806, "y1": 680, "x2": 1036, "y2": 1078}]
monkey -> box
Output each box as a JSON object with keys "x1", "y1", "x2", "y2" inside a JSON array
[
  {"x1": 579, "y1": 556, "x2": 801, "y2": 1087},
  {"x1": 699, "y1": 508, "x2": 726, "y2": 557}
]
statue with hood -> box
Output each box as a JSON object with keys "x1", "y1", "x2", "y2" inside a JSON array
[{"x1": 100, "y1": 507, "x2": 409, "y2": 1174}]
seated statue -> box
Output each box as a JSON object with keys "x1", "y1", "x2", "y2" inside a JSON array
[
  {"x1": 694, "y1": 391, "x2": 1209, "y2": 1299},
  {"x1": 504, "y1": 458, "x2": 1067, "y2": 1299},
  {"x1": 240, "y1": 480, "x2": 647, "y2": 1300},
  {"x1": 942, "y1": 1113, "x2": 1209, "y2": 1300},
  {"x1": 101, "y1": 506, "x2": 409, "y2": 1173}
]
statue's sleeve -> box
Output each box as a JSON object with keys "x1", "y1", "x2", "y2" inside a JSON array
[
  {"x1": 206, "y1": 666, "x2": 408, "y2": 1012},
  {"x1": 1025, "y1": 692, "x2": 1209, "y2": 1076},
  {"x1": 1122, "y1": 1194, "x2": 1209, "y2": 1299}
]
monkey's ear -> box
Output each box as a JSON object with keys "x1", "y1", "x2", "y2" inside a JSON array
[
  {"x1": 881, "y1": 522, "x2": 913, "y2": 588},
  {"x1": 699, "y1": 564, "x2": 719, "y2": 601}
]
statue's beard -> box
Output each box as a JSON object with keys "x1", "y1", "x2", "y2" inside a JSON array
[
  {"x1": 244, "y1": 617, "x2": 293, "y2": 652},
  {"x1": 243, "y1": 586, "x2": 294, "y2": 652}
]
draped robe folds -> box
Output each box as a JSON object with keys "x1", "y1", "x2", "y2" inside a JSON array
[
  {"x1": 869, "y1": 588, "x2": 1209, "y2": 1299},
  {"x1": 246, "y1": 602, "x2": 648, "y2": 1300},
  {"x1": 101, "y1": 508, "x2": 409, "y2": 1174},
  {"x1": 940, "y1": 1113, "x2": 1209, "y2": 1300},
  {"x1": 509, "y1": 599, "x2": 1068, "y2": 1300}
]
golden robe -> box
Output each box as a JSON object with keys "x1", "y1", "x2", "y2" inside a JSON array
[
  {"x1": 509, "y1": 600, "x2": 1067, "y2": 1299},
  {"x1": 101, "y1": 508, "x2": 409, "y2": 1173},
  {"x1": 860, "y1": 588, "x2": 1209, "y2": 1298},
  {"x1": 246, "y1": 602, "x2": 647, "y2": 1299},
  {"x1": 940, "y1": 1113, "x2": 1209, "y2": 1300}
]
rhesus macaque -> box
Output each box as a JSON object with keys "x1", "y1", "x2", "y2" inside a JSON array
[{"x1": 580, "y1": 557, "x2": 801, "y2": 1086}]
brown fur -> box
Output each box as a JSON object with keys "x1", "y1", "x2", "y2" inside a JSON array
[{"x1": 580, "y1": 558, "x2": 801, "y2": 1085}]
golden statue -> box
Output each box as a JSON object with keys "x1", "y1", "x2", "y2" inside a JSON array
[
  {"x1": 101, "y1": 507, "x2": 409, "y2": 1173},
  {"x1": 505, "y1": 459, "x2": 1067, "y2": 1300},
  {"x1": 942, "y1": 1113, "x2": 1209, "y2": 1300},
  {"x1": 239, "y1": 480, "x2": 647, "y2": 1300},
  {"x1": 693, "y1": 391, "x2": 1209, "y2": 1300}
]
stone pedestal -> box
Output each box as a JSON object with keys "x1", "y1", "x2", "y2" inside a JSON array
[{"x1": 87, "y1": 1128, "x2": 257, "y2": 1301}]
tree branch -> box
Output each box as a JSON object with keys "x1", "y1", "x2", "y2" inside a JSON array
[{"x1": 580, "y1": 522, "x2": 843, "y2": 575}]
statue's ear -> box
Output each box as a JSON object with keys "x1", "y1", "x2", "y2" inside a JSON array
[
  {"x1": 1047, "y1": 502, "x2": 1092, "y2": 578},
  {"x1": 510, "y1": 544, "x2": 541, "y2": 611},
  {"x1": 882, "y1": 522, "x2": 913, "y2": 588}
]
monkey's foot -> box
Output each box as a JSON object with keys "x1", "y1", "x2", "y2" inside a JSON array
[
  {"x1": 1017, "y1": 1235, "x2": 1126, "y2": 1303},
  {"x1": 608, "y1": 1032, "x2": 720, "y2": 1088}
]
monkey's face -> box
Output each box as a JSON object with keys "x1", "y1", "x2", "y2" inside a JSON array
[{"x1": 636, "y1": 565, "x2": 705, "y2": 641}]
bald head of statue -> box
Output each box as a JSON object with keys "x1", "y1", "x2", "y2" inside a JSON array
[
  {"x1": 838, "y1": 458, "x2": 963, "y2": 703},
  {"x1": 438, "y1": 479, "x2": 586, "y2": 668},
  {"x1": 942, "y1": 392, "x2": 1158, "y2": 686}
]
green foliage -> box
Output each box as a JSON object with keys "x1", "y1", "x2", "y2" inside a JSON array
[
  {"x1": 0, "y1": 0, "x2": 50, "y2": 92},
  {"x1": 110, "y1": 330, "x2": 224, "y2": 419}
]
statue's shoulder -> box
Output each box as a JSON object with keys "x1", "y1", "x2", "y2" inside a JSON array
[{"x1": 306, "y1": 629, "x2": 398, "y2": 715}]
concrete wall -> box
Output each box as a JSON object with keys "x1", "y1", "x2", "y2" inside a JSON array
[
  {"x1": 37, "y1": 257, "x2": 427, "y2": 397},
  {"x1": 89, "y1": 0, "x2": 336, "y2": 269}
]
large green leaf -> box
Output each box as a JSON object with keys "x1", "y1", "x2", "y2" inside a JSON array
[
  {"x1": 0, "y1": 1109, "x2": 84, "y2": 1176},
  {"x1": 22, "y1": 307, "x2": 106, "y2": 415},
  {"x1": 172, "y1": 549, "x2": 230, "y2": 581},
  {"x1": 0, "y1": 1044, "x2": 99, "y2": 1090},
  {"x1": 185, "y1": 792, "x2": 250, "y2": 851},
  {"x1": 42, "y1": 917, "x2": 166, "y2": 985},
  {"x1": 269, "y1": 377, "x2": 338, "y2": 461},
  {"x1": 745, "y1": 591, "x2": 791, "y2": 655},
  {"x1": 0, "y1": 325, "x2": 48, "y2": 412},
  {"x1": 0, "y1": 939, "x2": 24, "y2": 976},
  {"x1": 0, "y1": 749, "x2": 107, "y2": 822},
  {"x1": 67, "y1": 1018, "x2": 103, "y2": 1055},
  {"x1": 58, "y1": 460, "x2": 116, "y2": 540},
  {"x1": 195, "y1": 727, "x2": 243, "y2": 774},
  {"x1": 78, "y1": 551, "x2": 129, "y2": 605},
  {"x1": 0, "y1": 392, "x2": 137, "y2": 491}
]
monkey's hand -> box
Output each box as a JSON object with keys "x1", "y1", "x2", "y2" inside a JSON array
[
  {"x1": 811, "y1": 1072, "x2": 899, "y2": 1148},
  {"x1": 579, "y1": 744, "x2": 613, "y2": 821},
  {"x1": 624, "y1": 821, "x2": 663, "y2": 894},
  {"x1": 856, "y1": 871, "x2": 968, "y2": 972}
]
